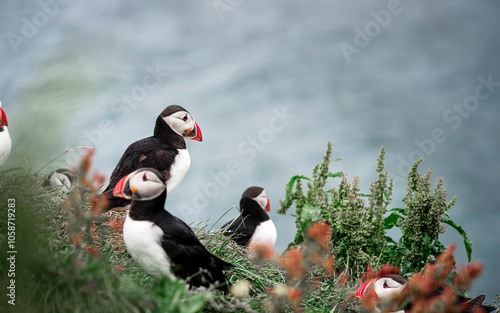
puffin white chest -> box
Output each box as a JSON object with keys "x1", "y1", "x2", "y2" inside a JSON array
[
  {"x1": 166, "y1": 149, "x2": 191, "y2": 194},
  {"x1": 123, "y1": 213, "x2": 173, "y2": 278},
  {"x1": 249, "y1": 219, "x2": 277, "y2": 248},
  {"x1": 0, "y1": 127, "x2": 11, "y2": 167}
]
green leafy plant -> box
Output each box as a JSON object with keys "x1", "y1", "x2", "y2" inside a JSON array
[
  {"x1": 278, "y1": 142, "x2": 393, "y2": 275},
  {"x1": 278, "y1": 142, "x2": 471, "y2": 276},
  {"x1": 381, "y1": 158, "x2": 472, "y2": 274}
]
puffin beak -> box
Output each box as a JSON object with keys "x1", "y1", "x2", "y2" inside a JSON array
[
  {"x1": 113, "y1": 174, "x2": 133, "y2": 199},
  {"x1": 265, "y1": 198, "x2": 271, "y2": 212},
  {"x1": 184, "y1": 122, "x2": 202, "y2": 142},
  {"x1": 0, "y1": 108, "x2": 8, "y2": 127},
  {"x1": 355, "y1": 280, "x2": 374, "y2": 299}
]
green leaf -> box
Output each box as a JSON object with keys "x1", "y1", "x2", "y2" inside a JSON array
[
  {"x1": 384, "y1": 212, "x2": 404, "y2": 230},
  {"x1": 326, "y1": 172, "x2": 343, "y2": 178},
  {"x1": 358, "y1": 193, "x2": 372, "y2": 197},
  {"x1": 385, "y1": 235, "x2": 398, "y2": 245},
  {"x1": 282, "y1": 175, "x2": 311, "y2": 210},
  {"x1": 442, "y1": 218, "x2": 473, "y2": 262},
  {"x1": 300, "y1": 203, "x2": 321, "y2": 223},
  {"x1": 388, "y1": 207, "x2": 405, "y2": 214}
]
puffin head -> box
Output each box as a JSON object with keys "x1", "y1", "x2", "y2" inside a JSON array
[
  {"x1": 242, "y1": 186, "x2": 271, "y2": 212},
  {"x1": 0, "y1": 102, "x2": 8, "y2": 127},
  {"x1": 159, "y1": 105, "x2": 202, "y2": 142},
  {"x1": 48, "y1": 169, "x2": 77, "y2": 192},
  {"x1": 113, "y1": 168, "x2": 166, "y2": 201},
  {"x1": 355, "y1": 274, "x2": 407, "y2": 301}
]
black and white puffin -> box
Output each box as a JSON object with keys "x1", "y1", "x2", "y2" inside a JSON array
[
  {"x1": 221, "y1": 187, "x2": 277, "y2": 249},
  {"x1": 113, "y1": 168, "x2": 231, "y2": 291},
  {"x1": 44, "y1": 168, "x2": 78, "y2": 192},
  {"x1": 0, "y1": 102, "x2": 11, "y2": 168},
  {"x1": 355, "y1": 274, "x2": 496, "y2": 313},
  {"x1": 103, "y1": 105, "x2": 202, "y2": 210}
]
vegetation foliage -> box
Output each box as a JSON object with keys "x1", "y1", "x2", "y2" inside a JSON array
[
  {"x1": 278, "y1": 142, "x2": 472, "y2": 277},
  {"x1": 0, "y1": 146, "x2": 492, "y2": 313}
]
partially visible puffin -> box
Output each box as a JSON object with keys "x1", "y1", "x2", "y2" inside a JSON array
[
  {"x1": 221, "y1": 186, "x2": 277, "y2": 249},
  {"x1": 113, "y1": 168, "x2": 231, "y2": 291},
  {"x1": 102, "y1": 105, "x2": 202, "y2": 211},
  {"x1": 0, "y1": 101, "x2": 12, "y2": 168},
  {"x1": 44, "y1": 169, "x2": 78, "y2": 192},
  {"x1": 355, "y1": 274, "x2": 496, "y2": 313}
]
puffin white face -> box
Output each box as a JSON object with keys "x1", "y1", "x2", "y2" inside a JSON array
[
  {"x1": 373, "y1": 276, "x2": 406, "y2": 300},
  {"x1": 162, "y1": 110, "x2": 202, "y2": 141},
  {"x1": 254, "y1": 189, "x2": 271, "y2": 212},
  {"x1": 49, "y1": 172, "x2": 72, "y2": 192},
  {"x1": 114, "y1": 169, "x2": 165, "y2": 201}
]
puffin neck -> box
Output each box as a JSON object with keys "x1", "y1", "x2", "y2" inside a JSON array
[
  {"x1": 128, "y1": 190, "x2": 169, "y2": 221},
  {"x1": 153, "y1": 116, "x2": 186, "y2": 149},
  {"x1": 239, "y1": 197, "x2": 270, "y2": 220}
]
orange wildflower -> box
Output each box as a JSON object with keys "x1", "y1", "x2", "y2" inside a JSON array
[
  {"x1": 287, "y1": 287, "x2": 302, "y2": 308},
  {"x1": 307, "y1": 222, "x2": 331, "y2": 250},
  {"x1": 86, "y1": 246, "x2": 100, "y2": 255},
  {"x1": 280, "y1": 248, "x2": 304, "y2": 279}
]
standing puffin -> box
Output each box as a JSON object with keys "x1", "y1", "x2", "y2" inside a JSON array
[
  {"x1": 0, "y1": 102, "x2": 11, "y2": 168},
  {"x1": 221, "y1": 187, "x2": 277, "y2": 249},
  {"x1": 102, "y1": 105, "x2": 202, "y2": 211},
  {"x1": 355, "y1": 274, "x2": 496, "y2": 313},
  {"x1": 113, "y1": 168, "x2": 232, "y2": 291}
]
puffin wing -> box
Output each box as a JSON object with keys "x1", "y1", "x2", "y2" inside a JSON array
[
  {"x1": 105, "y1": 137, "x2": 178, "y2": 191},
  {"x1": 158, "y1": 215, "x2": 231, "y2": 289},
  {"x1": 221, "y1": 215, "x2": 256, "y2": 246},
  {"x1": 102, "y1": 138, "x2": 179, "y2": 210}
]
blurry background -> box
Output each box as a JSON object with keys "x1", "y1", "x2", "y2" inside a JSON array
[{"x1": 1, "y1": 0, "x2": 499, "y2": 302}]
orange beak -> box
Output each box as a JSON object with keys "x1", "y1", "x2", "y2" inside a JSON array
[
  {"x1": 355, "y1": 279, "x2": 374, "y2": 299},
  {"x1": 184, "y1": 122, "x2": 202, "y2": 142},
  {"x1": 265, "y1": 198, "x2": 271, "y2": 212},
  {"x1": 113, "y1": 174, "x2": 133, "y2": 199},
  {"x1": 0, "y1": 108, "x2": 8, "y2": 127}
]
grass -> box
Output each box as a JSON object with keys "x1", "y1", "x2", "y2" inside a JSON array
[{"x1": 0, "y1": 166, "x2": 359, "y2": 313}]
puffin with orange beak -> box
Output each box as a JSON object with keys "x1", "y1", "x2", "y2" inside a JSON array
[
  {"x1": 102, "y1": 105, "x2": 202, "y2": 211},
  {"x1": 0, "y1": 101, "x2": 11, "y2": 168},
  {"x1": 221, "y1": 186, "x2": 277, "y2": 249},
  {"x1": 113, "y1": 168, "x2": 231, "y2": 291},
  {"x1": 355, "y1": 274, "x2": 495, "y2": 313}
]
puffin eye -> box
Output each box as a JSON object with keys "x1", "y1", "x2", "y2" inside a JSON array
[
  {"x1": 182, "y1": 114, "x2": 188, "y2": 122},
  {"x1": 142, "y1": 174, "x2": 148, "y2": 181},
  {"x1": 383, "y1": 281, "x2": 389, "y2": 288}
]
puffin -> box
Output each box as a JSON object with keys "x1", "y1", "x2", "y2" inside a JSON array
[
  {"x1": 0, "y1": 101, "x2": 11, "y2": 168},
  {"x1": 44, "y1": 168, "x2": 78, "y2": 192},
  {"x1": 102, "y1": 105, "x2": 202, "y2": 211},
  {"x1": 113, "y1": 168, "x2": 232, "y2": 291},
  {"x1": 355, "y1": 274, "x2": 496, "y2": 313},
  {"x1": 221, "y1": 186, "x2": 277, "y2": 249}
]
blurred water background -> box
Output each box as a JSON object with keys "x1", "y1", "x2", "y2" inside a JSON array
[{"x1": 1, "y1": 0, "x2": 499, "y2": 302}]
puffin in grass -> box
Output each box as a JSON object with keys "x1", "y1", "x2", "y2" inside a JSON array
[
  {"x1": 0, "y1": 101, "x2": 11, "y2": 168},
  {"x1": 221, "y1": 186, "x2": 277, "y2": 250},
  {"x1": 102, "y1": 105, "x2": 202, "y2": 211},
  {"x1": 113, "y1": 168, "x2": 232, "y2": 291},
  {"x1": 44, "y1": 169, "x2": 78, "y2": 192},
  {"x1": 355, "y1": 274, "x2": 496, "y2": 313}
]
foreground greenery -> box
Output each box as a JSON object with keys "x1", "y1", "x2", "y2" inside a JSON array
[
  {"x1": 0, "y1": 156, "x2": 357, "y2": 313},
  {"x1": 0, "y1": 147, "x2": 496, "y2": 313}
]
